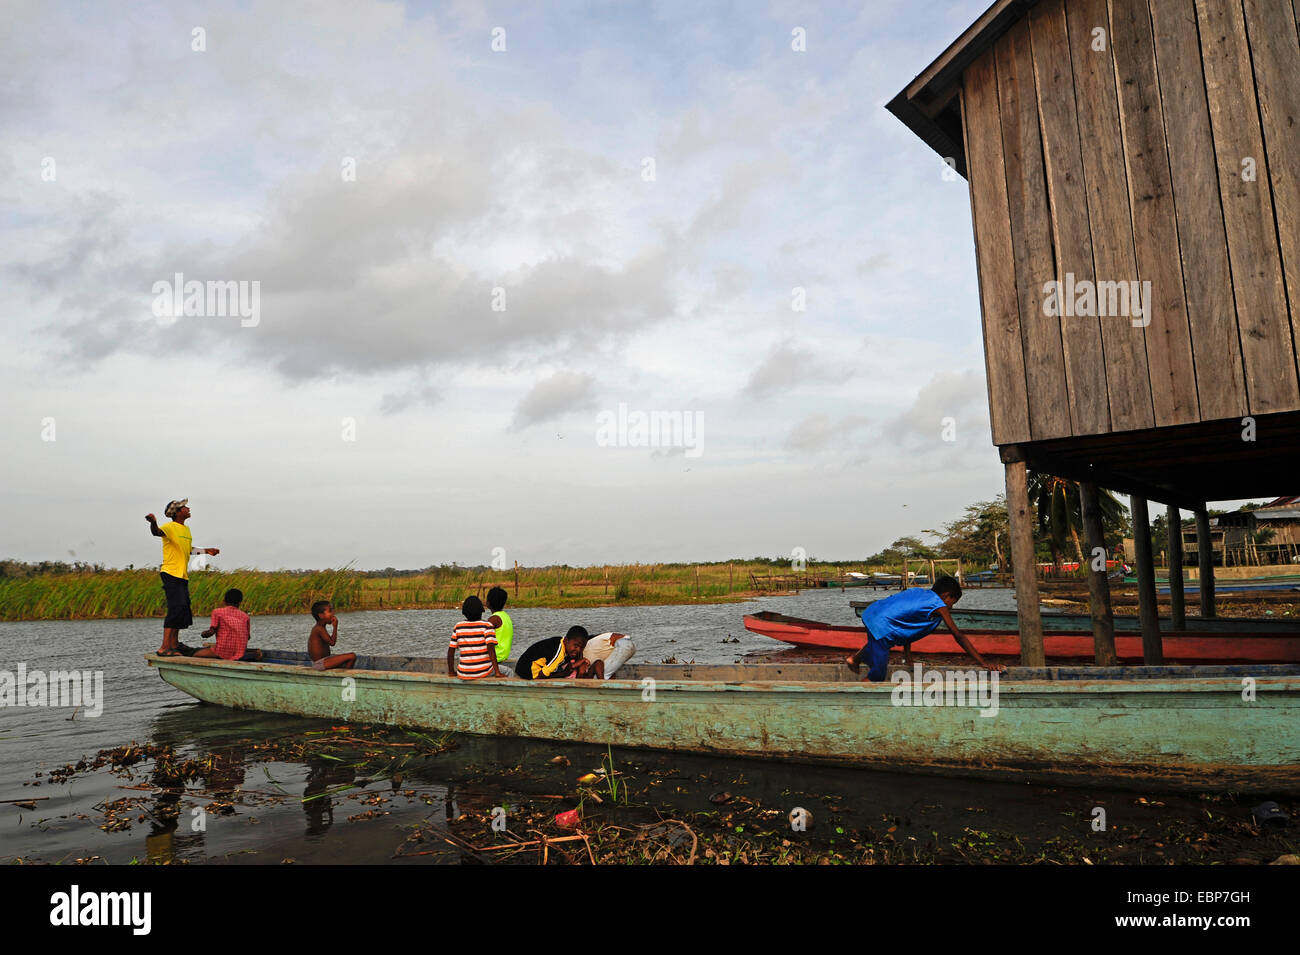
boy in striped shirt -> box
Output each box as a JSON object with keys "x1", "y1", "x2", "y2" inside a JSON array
[{"x1": 448, "y1": 595, "x2": 502, "y2": 680}]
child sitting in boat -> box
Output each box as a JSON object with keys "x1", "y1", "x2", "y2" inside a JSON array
[
  {"x1": 514, "y1": 626, "x2": 588, "y2": 679},
  {"x1": 846, "y1": 577, "x2": 1004, "y2": 681},
  {"x1": 193, "y1": 588, "x2": 262, "y2": 661},
  {"x1": 308, "y1": 600, "x2": 357, "y2": 670},
  {"x1": 485, "y1": 586, "x2": 514, "y2": 666},
  {"x1": 576, "y1": 631, "x2": 635, "y2": 679},
  {"x1": 448, "y1": 595, "x2": 503, "y2": 679}
]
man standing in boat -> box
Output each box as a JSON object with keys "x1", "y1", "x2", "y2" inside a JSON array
[
  {"x1": 145, "y1": 499, "x2": 220, "y2": 657},
  {"x1": 846, "y1": 577, "x2": 1004, "y2": 681}
]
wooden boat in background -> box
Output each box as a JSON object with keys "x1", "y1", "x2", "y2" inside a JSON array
[
  {"x1": 147, "y1": 651, "x2": 1300, "y2": 791},
  {"x1": 1157, "y1": 580, "x2": 1300, "y2": 594},
  {"x1": 745, "y1": 611, "x2": 1300, "y2": 664},
  {"x1": 848, "y1": 602, "x2": 1300, "y2": 635}
]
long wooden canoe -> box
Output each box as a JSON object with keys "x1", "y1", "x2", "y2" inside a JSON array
[
  {"x1": 147, "y1": 651, "x2": 1300, "y2": 791},
  {"x1": 746, "y1": 611, "x2": 1300, "y2": 663},
  {"x1": 848, "y1": 602, "x2": 1300, "y2": 635}
]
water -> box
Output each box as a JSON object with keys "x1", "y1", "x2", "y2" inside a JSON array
[
  {"x1": 0, "y1": 586, "x2": 1018, "y2": 797},
  {"x1": 10, "y1": 586, "x2": 1286, "y2": 865}
]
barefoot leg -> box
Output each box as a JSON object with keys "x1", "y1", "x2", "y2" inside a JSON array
[
  {"x1": 322, "y1": 653, "x2": 357, "y2": 670},
  {"x1": 159, "y1": 626, "x2": 180, "y2": 654}
]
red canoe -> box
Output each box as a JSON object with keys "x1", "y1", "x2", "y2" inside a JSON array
[{"x1": 743, "y1": 611, "x2": 1300, "y2": 664}]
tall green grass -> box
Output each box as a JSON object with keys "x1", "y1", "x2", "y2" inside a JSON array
[
  {"x1": 0, "y1": 569, "x2": 361, "y2": 622},
  {"x1": 0, "y1": 559, "x2": 937, "y2": 621}
]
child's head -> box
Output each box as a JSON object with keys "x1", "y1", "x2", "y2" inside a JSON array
[
  {"x1": 311, "y1": 599, "x2": 332, "y2": 621},
  {"x1": 462, "y1": 595, "x2": 485, "y2": 621},
  {"x1": 486, "y1": 586, "x2": 508, "y2": 612},
  {"x1": 932, "y1": 576, "x2": 962, "y2": 607},
  {"x1": 563, "y1": 625, "x2": 589, "y2": 658},
  {"x1": 224, "y1": 588, "x2": 244, "y2": 607}
]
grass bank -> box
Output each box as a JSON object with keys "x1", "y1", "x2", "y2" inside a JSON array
[
  {"x1": 0, "y1": 569, "x2": 361, "y2": 622},
  {"x1": 0, "y1": 561, "x2": 901, "y2": 621}
]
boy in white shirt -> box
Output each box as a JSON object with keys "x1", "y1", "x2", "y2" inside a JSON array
[{"x1": 577, "y1": 631, "x2": 635, "y2": 679}]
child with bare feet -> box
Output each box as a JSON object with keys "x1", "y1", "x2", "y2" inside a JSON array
[{"x1": 308, "y1": 600, "x2": 357, "y2": 670}]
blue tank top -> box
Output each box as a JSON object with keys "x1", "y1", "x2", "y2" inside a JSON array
[{"x1": 861, "y1": 588, "x2": 946, "y2": 646}]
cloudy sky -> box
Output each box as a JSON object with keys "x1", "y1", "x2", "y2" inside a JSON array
[{"x1": 2, "y1": 0, "x2": 1009, "y2": 571}]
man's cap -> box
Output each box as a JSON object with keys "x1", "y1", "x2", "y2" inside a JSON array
[{"x1": 164, "y1": 499, "x2": 189, "y2": 518}]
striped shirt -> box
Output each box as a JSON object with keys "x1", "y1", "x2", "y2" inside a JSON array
[
  {"x1": 210, "y1": 605, "x2": 251, "y2": 660},
  {"x1": 450, "y1": 621, "x2": 498, "y2": 679}
]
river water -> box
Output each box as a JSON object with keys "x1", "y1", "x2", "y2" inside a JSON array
[{"x1": 1, "y1": 586, "x2": 1290, "y2": 864}]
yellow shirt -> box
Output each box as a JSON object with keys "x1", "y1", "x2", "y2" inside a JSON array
[{"x1": 160, "y1": 521, "x2": 192, "y2": 579}]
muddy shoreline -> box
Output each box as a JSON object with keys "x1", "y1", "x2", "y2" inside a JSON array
[{"x1": 8, "y1": 722, "x2": 1298, "y2": 866}]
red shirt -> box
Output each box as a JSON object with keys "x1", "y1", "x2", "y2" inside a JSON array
[{"x1": 210, "y1": 605, "x2": 251, "y2": 660}]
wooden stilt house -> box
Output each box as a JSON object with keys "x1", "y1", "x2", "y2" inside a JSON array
[{"x1": 888, "y1": 0, "x2": 1300, "y2": 662}]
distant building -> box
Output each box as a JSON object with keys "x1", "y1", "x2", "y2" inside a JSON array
[{"x1": 1180, "y1": 498, "x2": 1300, "y2": 566}]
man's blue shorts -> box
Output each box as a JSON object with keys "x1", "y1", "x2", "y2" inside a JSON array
[{"x1": 863, "y1": 634, "x2": 893, "y2": 682}]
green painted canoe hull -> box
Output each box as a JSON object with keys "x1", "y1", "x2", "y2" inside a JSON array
[{"x1": 147, "y1": 652, "x2": 1300, "y2": 792}]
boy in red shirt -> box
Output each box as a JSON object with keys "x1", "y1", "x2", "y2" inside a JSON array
[{"x1": 194, "y1": 589, "x2": 262, "y2": 661}]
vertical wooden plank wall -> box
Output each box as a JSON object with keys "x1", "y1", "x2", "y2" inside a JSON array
[
  {"x1": 958, "y1": 0, "x2": 1300, "y2": 445},
  {"x1": 1030, "y1": 0, "x2": 1112, "y2": 437},
  {"x1": 1189, "y1": 1, "x2": 1297, "y2": 411},
  {"x1": 994, "y1": 21, "x2": 1073, "y2": 440},
  {"x1": 1240, "y1": 0, "x2": 1300, "y2": 390},
  {"x1": 1066, "y1": 0, "x2": 1155, "y2": 433},
  {"x1": 962, "y1": 52, "x2": 1032, "y2": 445},
  {"x1": 1147, "y1": 0, "x2": 1248, "y2": 421},
  {"x1": 1108, "y1": 0, "x2": 1200, "y2": 426}
]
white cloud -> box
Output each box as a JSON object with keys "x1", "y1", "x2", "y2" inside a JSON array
[
  {"x1": 0, "y1": 0, "x2": 1005, "y2": 568},
  {"x1": 509, "y1": 371, "x2": 598, "y2": 431}
]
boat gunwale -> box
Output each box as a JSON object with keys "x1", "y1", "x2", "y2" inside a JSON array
[{"x1": 145, "y1": 653, "x2": 1300, "y2": 696}]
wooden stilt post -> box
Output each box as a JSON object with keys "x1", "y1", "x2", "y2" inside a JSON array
[
  {"x1": 901, "y1": 557, "x2": 908, "y2": 590},
  {"x1": 1004, "y1": 458, "x2": 1045, "y2": 667},
  {"x1": 1130, "y1": 496, "x2": 1163, "y2": 665},
  {"x1": 1080, "y1": 482, "x2": 1118, "y2": 666},
  {"x1": 1196, "y1": 507, "x2": 1216, "y2": 619},
  {"x1": 1166, "y1": 504, "x2": 1186, "y2": 631}
]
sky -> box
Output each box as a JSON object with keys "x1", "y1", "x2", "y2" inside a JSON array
[{"x1": 2, "y1": 0, "x2": 1029, "y2": 571}]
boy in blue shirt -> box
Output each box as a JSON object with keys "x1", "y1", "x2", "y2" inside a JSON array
[{"x1": 846, "y1": 577, "x2": 1004, "y2": 681}]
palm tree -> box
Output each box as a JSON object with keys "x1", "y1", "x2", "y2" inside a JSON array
[{"x1": 1026, "y1": 473, "x2": 1127, "y2": 572}]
